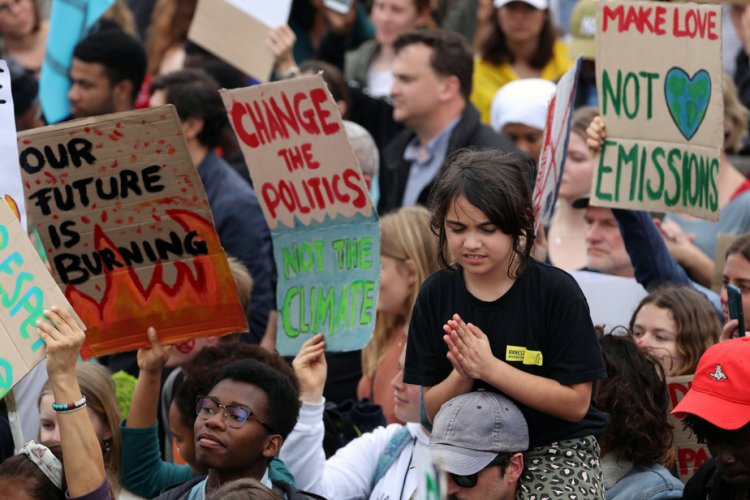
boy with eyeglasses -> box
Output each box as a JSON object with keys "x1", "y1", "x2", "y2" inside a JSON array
[
  {"x1": 153, "y1": 358, "x2": 323, "y2": 499},
  {"x1": 429, "y1": 391, "x2": 528, "y2": 500}
]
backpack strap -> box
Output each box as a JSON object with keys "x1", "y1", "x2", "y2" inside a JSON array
[{"x1": 371, "y1": 427, "x2": 414, "y2": 488}]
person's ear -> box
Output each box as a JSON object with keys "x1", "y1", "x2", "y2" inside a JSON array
[
  {"x1": 337, "y1": 99, "x2": 348, "y2": 119},
  {"x1": 112, "y1": 79, "x2": 134, "y2": 111},
  {"x1": 505, "y1": 453, "x2": 525, "y2": 484},
  {"x1": 439, "y1": 75, "x2": 461, "y2": 102},
  {"x1": 403, "y1": 259, "x2": 418, "y2": 286},
  {"x1": 262, "y1": 434, "x2": 283, "y2": 459},
  {"x1": 182, "y1": 116, "x2": 205, "y2": 141}
]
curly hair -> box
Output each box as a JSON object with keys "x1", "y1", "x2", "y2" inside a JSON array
[
  {"x1": 628, "y1": 286, "x2": 720, "y2": 376},
  {"x1": 428, "y1": 149, "x2": 536, "y2": 278},
  {"x1": 176, "y1": 342, "x2": 299, "y2": 428},
  {"x1": 208, "y1": 359, "x2": 300, "y2": 440},
  {"x1": 597, "y1": 335, "x2": 673, "y2": 465},
  {"x1": 683, "y1": 414, "x2": 750, "y2": 445}
]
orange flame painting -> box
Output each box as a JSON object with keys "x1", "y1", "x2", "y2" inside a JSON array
[
  {"x1": 18, "y1": 107, "x2": 248, "y2": 359},
  {"x1": 73, "y1": 209, "x2": 246, "y2": 359}
]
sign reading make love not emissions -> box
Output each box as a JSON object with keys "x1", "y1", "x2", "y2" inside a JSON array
[{"x1": 593, "y1": 1, "x2": 723, "y2": 220}]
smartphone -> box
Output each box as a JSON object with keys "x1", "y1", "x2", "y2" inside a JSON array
[
  {"x1": 727, "y1": 284, "x2": 745, "y2": 338},
  {"x1": 323, "y1": 0, "x2": 354, "y2": 14}
]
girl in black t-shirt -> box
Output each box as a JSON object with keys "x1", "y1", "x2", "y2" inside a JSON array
[{"x1": 404, "y1": 149, "x2": 607, "y2": 498}]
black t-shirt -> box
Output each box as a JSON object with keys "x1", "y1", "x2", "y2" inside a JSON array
[{"x1": 404, "y1": 259, "x2": 608, "y2": 448}]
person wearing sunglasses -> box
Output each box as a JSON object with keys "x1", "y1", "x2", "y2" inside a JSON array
[{"x1": 430, "y1": 391, "x2": 528, "y2": 500}]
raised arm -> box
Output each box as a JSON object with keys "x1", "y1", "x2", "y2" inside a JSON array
[
  {"x1": 125, "y1": 328, "x2": 171, "y2": 429},
  {"x1": 38, "y1": 307, "x2": 108, "y2": 498}
]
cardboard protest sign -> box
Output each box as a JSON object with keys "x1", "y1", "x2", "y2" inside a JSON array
[
  {"x1": 593, "y1": 1, "x2": 723, "y2": 220},
  {"x1": 188, "y1": 0, "x2": 292, "y2": 82},
  {"x1": 19, "y1": 106, "x2": 247, "y2": 359},
  {"x1": 0, "y1": 60, "x2": 26, "y2": 230},
  {"x1": 667, "y1": 374, "x2": 710, "y2": 483},
  {"x1": 221, "y1": 75, "x2": 380, "y2": 356},
  {"x1": 0, "y1": 201, "x2": 85, "y2": 399},
  {"x1": 533, "y1": 58, "x2": 581, "y2": 233},
  {"x1": 568, "y1": 270, "x2": 647, "y2": 330}
]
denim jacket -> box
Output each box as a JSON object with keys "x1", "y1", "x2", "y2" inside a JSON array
[{"x1": 606, "y1": 463, "x2": 684, "y2": 500}]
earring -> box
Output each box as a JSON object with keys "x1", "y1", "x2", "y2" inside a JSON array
[{"x1": 103, "y1": 439, "x2": 112, "y2": 456}]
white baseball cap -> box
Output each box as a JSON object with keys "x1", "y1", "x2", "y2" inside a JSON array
[
  {"x1": 490, "y1": 78, "x2": 556, "y2": 134},
  {"x1": 494, "y1": 0, "x2": 549, "y2": 9}
]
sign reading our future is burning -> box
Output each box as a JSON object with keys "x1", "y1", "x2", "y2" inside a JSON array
[
  {"x1": 593, "y1": 1, "x2": 723, "y2": 220},
  {"x1": 18, "y1": 106, "x2": 247, "y2": 359}
]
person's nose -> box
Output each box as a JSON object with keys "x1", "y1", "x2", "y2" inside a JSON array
[
  {"x1": 635, "y1": 334, "x2": 650, "y2": 349},
  {"x1": 714, "y1": 441, "x2": 737, "y2": 467},
  {"x1": 464, "y1": 232, "x2": 481, "y2": 250},
  {"x1": 585, "y1": 223, "x2": 602, "y2": 243},
  {"x1": 205, "y1": 409, "x2": 227, "y2": 429},
  {"x1": 720, "y1": 285, "x2": 728, "y2": 306},
  {"x1": 68, "y1": 84, "x2": 79, "y2": 103}
]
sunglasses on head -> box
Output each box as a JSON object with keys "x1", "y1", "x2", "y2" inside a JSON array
[{"x1": 449, "y1": 453, "x2": 512, "y2": 488}]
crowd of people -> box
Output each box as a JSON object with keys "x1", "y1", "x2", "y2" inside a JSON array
[{"x1": 0, "y1": 0, "x2": 750, "y2": 499}]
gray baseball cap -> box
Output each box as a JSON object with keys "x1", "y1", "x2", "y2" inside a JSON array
[{"x1": 429, "y1": 391, "x2": 529, "y2": 475}]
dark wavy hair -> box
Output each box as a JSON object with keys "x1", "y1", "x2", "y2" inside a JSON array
[
  {"x1": 597, "y1": 335, "x2": 673, "y2": 465},
  {"x1": 628, "y1": 286, "x2": 720, "y2": 376},
  {"x1": 428, "y1": 149, "x2": 536, "y2": 278},
  {"x1": 479, "y1": 6, "x2": 556, "y2": 68}
]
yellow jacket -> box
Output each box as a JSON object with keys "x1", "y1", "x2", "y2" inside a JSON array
[{"x1": 471, "y1": 40, "x2": 573, "y2": 124}]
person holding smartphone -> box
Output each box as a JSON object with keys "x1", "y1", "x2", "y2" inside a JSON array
[{"x1": 721, "y1": 233, "x2": 750, "y2": 339}]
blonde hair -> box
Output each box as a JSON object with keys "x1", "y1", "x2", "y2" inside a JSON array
[
  {"x1": 361, "y1": 206, "x2": 439, "y2": 377},
  {"x1": 102, "y1": 0, "x2": 137, "y2": 37},
  {"x1": 228, "y1": 255, "x2": 253, "y2": 312},
  {"x1": 724, "y1": 76, "x2": 750, "y2": 154},
  {"x1": 39, "y1": 362, "x2": 122, "y2": 495},
  {"x1": 145, "y1": 0, "x2": 197, "y2": 75}
]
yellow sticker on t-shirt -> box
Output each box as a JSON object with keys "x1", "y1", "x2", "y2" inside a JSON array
[{"x1": 505, "y1": 345, "x2": 543, "y2": 366}]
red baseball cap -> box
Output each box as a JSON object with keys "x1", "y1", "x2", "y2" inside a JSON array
[{"x1": 672, "y1": 337, "x2": 750, "y2": 430}]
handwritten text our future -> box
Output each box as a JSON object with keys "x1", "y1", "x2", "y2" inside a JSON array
[{"x1": 603, "y1": 4, "x2": 719, "y2": 40}]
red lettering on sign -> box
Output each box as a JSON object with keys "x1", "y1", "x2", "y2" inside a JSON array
[
  {"x1": 260, "y1": 170, "x2": 367, "y2": 220},
  {"x1": 673, "y1": 8, "x2": 718, "y2": 40},
  {"x1": 229, "y1": 89, "x2": 342, "y2": 149}
]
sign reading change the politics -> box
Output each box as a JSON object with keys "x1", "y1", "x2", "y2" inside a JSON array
[
  {"x1": 19, "y1": 106, "x2": 247, "y2": 359},
  {"x1": 593, "y1": 1, "x2": 723, "y2": 220},
  {"x1": 221, "y1": 75, "x2": 380, "y2": 356}
]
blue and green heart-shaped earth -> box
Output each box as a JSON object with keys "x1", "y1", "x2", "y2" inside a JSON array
[{"x1": 664, "y1": 68, "x2": 711, "y2": 141}]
